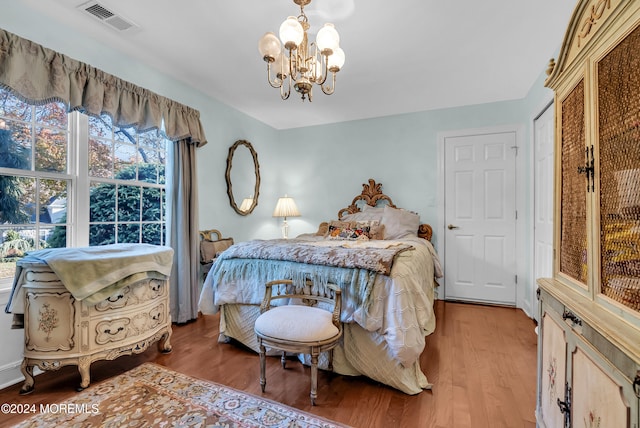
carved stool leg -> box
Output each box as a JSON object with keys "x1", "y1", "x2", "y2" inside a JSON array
[
  {"x1": 310, "y1": 352, "x2": 318, "y2": 406},
  {"x1": 259, "y1": 342, "x2": 267, "y2": 393},
  {"x1": 281, "y1": 351, "x2": 287, "y2": 368},
  {"x1": 19, "y1": 360, "x2": 35, "y2": 395}
]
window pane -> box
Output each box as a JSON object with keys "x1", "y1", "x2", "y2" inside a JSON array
[
  {"x1": 0, "y1": 175, "x2": 34, "y2": 224},
  {"x1": 40, "y1": 179, "x2": 68, "y2": 224},
  {"x1": 115, "y1": 142, "x2": 138, "y2": 180},
  {"x1": 46, "y1": 224, "x2": 67, "y2": 248},
  {"x1": 142, "y1": 187, "x2": 161, "y2": 221},
  {"x1": 0, "y1": 227, "x2": 39, "y2": 281},
  {"x1": 0, "y1": 90, "x2": 32, "y2": 122},
  {"x1": 90, "y1": 223, "x2": 115, "y2": 246},
  {"x1": 118, "y1": 223, "x2": 140, "y2": 243},
  {"x1": 0, "y1": 124, "x2": 32, "y2": 171},
  {"x1": 118, "y1": 185, "x2": 141, "y2": 222},
  {"x1": 34, "y1": 102, "x2": 67, "y2": 129},
  {"x1": 88, "y1": 115, "x2": 112, "y2": 138},
  {"x1": 35, "y1": 127, "x2": 68, "y2": 173},
  {"x1": 43, "y1": 226, "x2": 66, "y2": 248},
  {"x1": 89, "y1": 138, "x2": 114, "y2": 179},
  {"x1": 142, "y1": 223, "x2": 162, "y2": 245},
  {"x1": 90, "y1": 182, "x2": 116, "y2": 222},
  {"x1": 115, "y1": 126, "x2": 136, "y2": 144}
]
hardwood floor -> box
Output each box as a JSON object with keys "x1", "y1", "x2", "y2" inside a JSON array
[{"x1": 0, "y1": 301, "x2": 538, "y2": 428}]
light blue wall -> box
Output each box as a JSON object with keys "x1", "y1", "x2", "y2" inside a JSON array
[
  {"x1": 275, "y1": 99, "x2": 529, "y2": 243},
  {"x1": 0, "y1": 2, "x2": 280, "y2": 243},
  {"x1": 1, "y1": 3, "x2": 555, "y2": 315}
]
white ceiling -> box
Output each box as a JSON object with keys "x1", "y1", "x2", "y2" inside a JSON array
[{"x1": 20, "y1": 0, "x2": 577, "y2": 130}]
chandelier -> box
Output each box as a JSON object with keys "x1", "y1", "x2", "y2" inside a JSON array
[{"x1": 258, "y1": 0, "x2": 345, "y2": 102}]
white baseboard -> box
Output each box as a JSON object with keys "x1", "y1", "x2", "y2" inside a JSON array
[{"x1": 0, "y1": 359, "x2": 26, "y2": 390}]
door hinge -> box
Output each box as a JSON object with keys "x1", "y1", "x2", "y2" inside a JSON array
[
  {"x1": 515, "y1": 210, "x2": 518, "y2": 220},
  {"x1": 557, "y1": 382, "x2": 571, "y2": 428},
  {"x1": 515, "y1": 275, "x2": 518, "y2": 284},
  {"x1": 511, "y1": 145, "x2": 519, "y2": 156}
]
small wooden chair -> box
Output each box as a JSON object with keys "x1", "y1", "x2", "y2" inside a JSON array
[
  {"x1": 198, "y1": 229, "x2": 234, "y2": 280},
  {"x1": 254, "y1": 279, "x2": 343, "y2": 405}
]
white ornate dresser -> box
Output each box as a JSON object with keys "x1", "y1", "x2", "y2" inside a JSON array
[
  {"x1": 7, "y1": 244, "x2": 173, "y2": 394},
  {"x1": 537, "y1": 0, "x2": 640, "y2": 427}
]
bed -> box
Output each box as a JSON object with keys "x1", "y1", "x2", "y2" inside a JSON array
[{"x1": 198, "y1": 179, "x2": 442, "y2": 394}]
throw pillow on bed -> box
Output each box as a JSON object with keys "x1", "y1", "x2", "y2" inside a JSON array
[{"x1": 327, "y1": 224, "x2": 370, "y2": 240}]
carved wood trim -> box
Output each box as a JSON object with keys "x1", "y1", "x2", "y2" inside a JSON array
[{"x1": 337, "y1": 178, "x2": 433, "y2": 242}]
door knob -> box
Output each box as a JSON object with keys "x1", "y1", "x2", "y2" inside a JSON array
[{"x1": 448, "y1": 224, "x2": 459, "y2": 230}]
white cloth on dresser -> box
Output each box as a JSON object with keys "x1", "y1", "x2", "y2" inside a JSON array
[{"x1": 5, "y1": 243, "x2": 174, "y2": 317}]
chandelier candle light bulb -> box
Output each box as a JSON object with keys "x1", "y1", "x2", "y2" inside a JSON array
[{"x1": 258, "y1": 0, "x2": 345, "y2": 101}]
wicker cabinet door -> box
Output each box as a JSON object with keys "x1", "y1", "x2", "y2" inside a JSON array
[
  {"x1": 597, "y1": 23, "x2": 640, "y2": 313},
  {"x1": 559, "y1": 80, "x2": 588, "y2": 287}
]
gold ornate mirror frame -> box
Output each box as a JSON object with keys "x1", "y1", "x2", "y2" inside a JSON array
[{"x1": 225, "y1": 140, "x2": 260, "y2": 215}]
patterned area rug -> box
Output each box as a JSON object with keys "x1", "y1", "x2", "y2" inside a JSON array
[{"x1": 14, "y1": 363, "x2": 350, "y2": 428}]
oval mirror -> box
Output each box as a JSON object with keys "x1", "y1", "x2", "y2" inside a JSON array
[{"x1": 226, "y1": 140, "x2": 260, "y2": 215}]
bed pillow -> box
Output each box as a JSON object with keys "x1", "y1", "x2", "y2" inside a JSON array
[
  {"x1": 341, "y1": 208, "x2": 384, "y2": 223},
  {"x1": 200, "y1": 238, "x2": 234, "y2": 263},
  {"x1": 315, "y1": 221, "x2": 329, "y2": 236},
  {"x1": 380, "y1": 205, "x2": 420, "y2": 240},
  {"x1": 368, "y1": 223, "x2": 386, "y2": 240},
  {"x1": 327, "y1": 224, "x2": 370, "y2": 240}
]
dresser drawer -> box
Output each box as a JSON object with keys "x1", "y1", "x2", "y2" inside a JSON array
[
  {"x1": 90, "y1": 302, "x2": 168, "y2": 346},
  {"x1": 87, "y1": 278, "x2": 168, "y2": 315}
]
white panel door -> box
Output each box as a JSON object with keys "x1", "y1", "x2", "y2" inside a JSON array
[
  {"x1": 533, "y1": 103, "x2": 555, "y2": 318},
  {"x1": 444, "y1": 131, "x2": 517, "y2": 304}
]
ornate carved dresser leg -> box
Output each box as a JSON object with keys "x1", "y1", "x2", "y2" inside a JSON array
[
  {"x1": 19, "y1": 360, "x2": 35, "y2": 395},
  {"x1": 158, "y1": 328, "x2": 172, "y2": 353},
  {"x1": 77, "y1": 356, "x2": 91, "y2": 391}
]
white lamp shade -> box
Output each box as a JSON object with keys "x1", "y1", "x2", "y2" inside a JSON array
[
  {"x1": 327, "y1": 47, "x2": 345, "y2": 70},
  {"x1": 258, "y1": 32, "x2": 282, "y2": 60},
  {"x1": 273, "y1": 195, "x2": 301, "y2": 218},
  {"x1": 279, "y1": 16, "x2": 304, "y2": 48},
  {"x1": 316, "y1": 23, "x2": 340, "y2": 53}
]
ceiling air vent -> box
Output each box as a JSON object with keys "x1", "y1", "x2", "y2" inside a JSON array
[{"x1": 77, "y1": 1, "x2": 138, "y2": 32}]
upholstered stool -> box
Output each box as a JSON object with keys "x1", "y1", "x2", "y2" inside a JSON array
[{"x1": 254, "y1": 279, "x2": 342, "y2": 405}]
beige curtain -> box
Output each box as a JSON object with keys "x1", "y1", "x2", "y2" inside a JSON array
[
  {"x1": 167, "y1": 140, "x2": 200, "y2": 322},
  {"x1": 0, "y1": 28, "x2": 206, "y2": 146},
  {"x1": 0, "y1": 27, "x2": 205, "y2": 322}
]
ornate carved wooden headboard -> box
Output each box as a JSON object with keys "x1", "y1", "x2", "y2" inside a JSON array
[{"x1": 336, "y1": 179, "x2": 433, "y2": 242}]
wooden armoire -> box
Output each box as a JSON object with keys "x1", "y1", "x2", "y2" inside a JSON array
[{"x1": 537, "y1": 0, "x2": 640, "y2": 427}]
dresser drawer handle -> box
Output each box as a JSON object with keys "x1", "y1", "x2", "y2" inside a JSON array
[
  {"x1": 104, "y1": 326, "x2": 124, "y2": 335},
  {"x1": 107, "y1": 293, "x2": 125, "y2": 303},
  {"x1": 562, "y1": 309, "x2": 582, "y2": 326}
]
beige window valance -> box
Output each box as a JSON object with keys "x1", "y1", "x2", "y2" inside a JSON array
[{"x1": 0, "y1": 28, "x2": 207, "y2": 146}]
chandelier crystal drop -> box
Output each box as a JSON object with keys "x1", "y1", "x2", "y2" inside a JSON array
[{"x1": 258, "y1": 0, "x2": 345, "y2": 102}]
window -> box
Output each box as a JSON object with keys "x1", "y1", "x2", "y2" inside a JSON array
[{"x1": 0, "y1": 88, "x2": 168, "y2": 287}]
